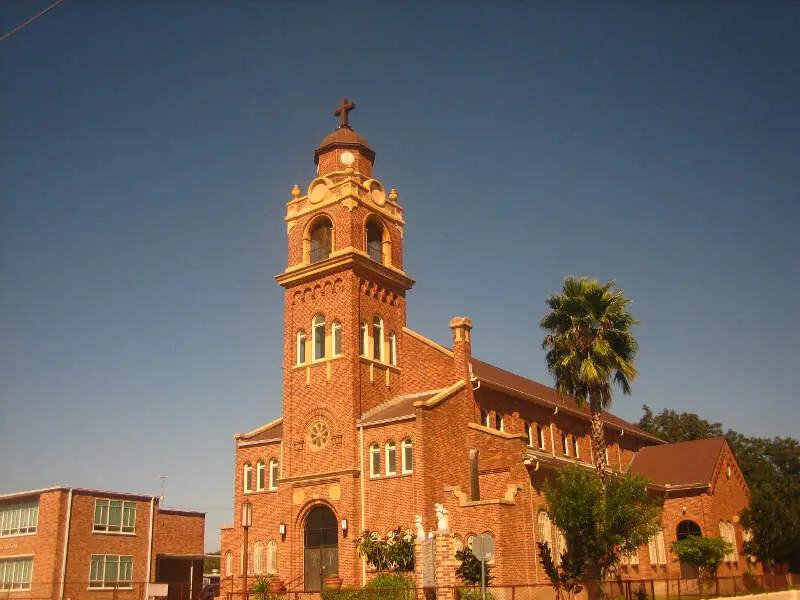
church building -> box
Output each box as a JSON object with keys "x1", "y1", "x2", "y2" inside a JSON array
[{"x1": 219, "y1": 101, "x2": 754, "y2": 590}]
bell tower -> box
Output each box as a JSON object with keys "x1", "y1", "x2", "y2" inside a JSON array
[{"x1": 275, "y1": 100, "x2": 414, "y2": 482}]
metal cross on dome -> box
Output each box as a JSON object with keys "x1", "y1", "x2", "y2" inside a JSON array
[{"x1": 334, "y1": 97, "x2": 355, "y2": 128}]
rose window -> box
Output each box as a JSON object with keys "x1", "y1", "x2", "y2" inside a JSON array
[{"x1": 308, "y1": 420, "x2": 330, "y2": 450}]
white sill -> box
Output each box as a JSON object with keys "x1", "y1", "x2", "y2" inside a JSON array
[
  {"x1": 88, "y1": 587, "x2": 133, "y2": 591},
  {"x1": 2, "y1": 588, "x2": 32, "y2": 593},
  {"x1": 293, "y1": 355, "x2": 345, "y2": 369},
  {"x1": 92, "y1": 530, "x2": 136, "y2": 536}
]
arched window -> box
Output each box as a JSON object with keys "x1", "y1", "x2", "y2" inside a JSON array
[
  {"x1": 243, "y1": 463, "x2": 252, "y2": 493},
  {"x1": 481, "y1": 532, "x2": 496, "y2": 565},
  {"x1": 256, "y1": 461, "x2": 265, "y2": 491},
  {"x1": 466, "y1": 534, "x2": 476, "y2": 549},
  {"x1": 372, "y1": 316, "x2": 383, "y2": 361},
  {"x1": 309, "y1": 218, "x2": 332, "y2": 263},
  {"x1": 526, "y1": 422, "x2": 534, "y2": 446},
  {"x1": 555, "y1": 528, "x2": 567, "y2": 566},
  {"x1": 224, "y1": 551, "x2": 233, "y2": 577},
  {"x1": 388, "y1": 332, "x2": 397, "y2": 366},
  {"x1": 402, "y1": 438, "x2": 413, "y2": 473},
  {"x1": 453, "y1": 535, "x2": 463, "y2": 558},
  {"x1": 370, "y1": 443, "x2": 380, "y2": 477},
  {"x1": 366, "y1": 219, "x2": 384, "y2": 263},
  {"x1": 648, "y1": 529, "x2": 667, "y2": 566},
  {"x1": 385, "y1": 441, "x2": 397, "y2": 475},
  {"x1": 253, "y1": 541, "x2": 263, "y2": 575},
  {"x1": 677, "y1": 520, "x2": 702, "y2": 541},
  {"x1": 537, "y1": 512, "x2": 552, "y2": 548},
  {"x1": 332, "y1": 321, "x2": 342, "y2": 356},
  {"x1": 269, "y1": 459, "x2": 278, "y2": 491},
  {"x1": 266, "y1": 540, "x2": 277, "y2": 574},
  {"x1": 296, "y1": 330, "x2": 306, "y2": 364},
  {"x1": 621, "y1": 548, "x2": 640, "y2": 566},
  {"x1": 360, "y1": 322, "x2": 368, "y2": 356},
  {"x1": 312, "y1": 314, "x2": 326, "y2": 361}
]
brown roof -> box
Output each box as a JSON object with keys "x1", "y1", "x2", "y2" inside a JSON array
[
  {"x1": 358, "y1": 390, "x2": 442, "y2": 426},
  {"x1": 242, "y1": 421, "x2": 283, "y2": 443},
  {"x1": 629, "y1": 437, "x2": 726, "y2": 488},
  {"x1": 319, "y1": 127, "x2": 371, "y2": 149},
  {"x1": 471, "y1": 358, "x2": 662, "y2": 443}
]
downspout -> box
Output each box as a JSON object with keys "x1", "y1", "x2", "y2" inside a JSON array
[
  {"x1": 145, "y1": 497, "x2": 156, "y2": 591},
  {"x1": 527, "y1": 477, "x2": 539, "y2": 584},
  {"x1": 359, "y1": 425, "x2": 367, "y2": 585},
  {"x1": 59, "y1": 489, "x2": 74, "y2": 600}
]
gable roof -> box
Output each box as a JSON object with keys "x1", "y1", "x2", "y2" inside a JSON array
[
  {"x1": 358, "y1": 389, "x2": 443, "y2": 426},
  {"x1": 628, "y1": 437, "x2": 726, "y2": 488},
  {"x1": 471, "y1": 358, "x2": 662, "y2": 443},
  {"x1": 235, "y1": 418, "x2": 283, "y2": 444}
]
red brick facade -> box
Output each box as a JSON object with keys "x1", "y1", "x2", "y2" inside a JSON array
[
  {"x1": 220, "y1": 114, "x2": 756, "y2": 591},
  {"x1": 0, "y1": 487, "x2": 204, "y2": 600}
]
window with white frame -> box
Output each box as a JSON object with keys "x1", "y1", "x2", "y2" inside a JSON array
[
  {"x1": 537, "y1": 512, "x2": 552, "y2": 548},
  {"x1": 495, "y1": 411, "x2": 504, "y2": 431},
  {"x1": 243, "y1": 463, "x2": 253, "y2": 493},
  {"x1": 0, "y1": 502, "x2": 38, "y2": 537},
  {"x1": 370, "y1": 444, "x2": 380, "y2": 477},
  {"x1": 266, "y1": 540, "x2": 277, "y2": 574},
  {"x1": 89, "y1": 555, "x2": 133, "y2": 589},
  {"x1": 620, "y1": 549, "x2": 640, "y2": 566},
  {"x1": 526, "y1": 422, "x2": 534, "y2": 446},
  {"x1": 555, "y1": 529, "x2": 567, "y2": 566},
  {"x1": 372, "y1": 316, "x2": 384, "y2": 361},
  {"x1": 402, "y1": 439, "x2": 413, "y2": 473},
  {"x1": 360, "y1": 322, "x2": 368, "y2": 356},
  {"x1": 481, "y1": 408, "x2": 491, "y2": 428},
  {"x1": 562, "y1": 433, "x2": 570, "y2": 456},
  {"x1": 253, "y1": 542, "x2": 263, "y2": 575},
  {"x1": 0, "y1": 557, "x2": 33, "y2": 590},
  {"x1": 332, "y1": 321, "x2": 342, "y2": 356},
  {"x1": 93, "y1": 499, "x2": 136, "y2": 534},
  {"x1": 719, "y1": 521, "x2": 737, "y2": 562},
  {"x1": 648, "y1": 529, "x2": 667, "y2": 566},
  {"x1": 296, "y1": 330, "x2": 306, "y2": 364},
  {"x1": 385, "y1": 441, "x2": 397, "y2": 475},
  {"x1": 538, "y1": 424, "x2": 546, "y2": 449},
  {"x1": 256, "y1": 461, "x2": 265, "y2": 491},
  {"x1": 313, "y1": 314, "x2": 326, "y2": 361},
  {"x1": 388, "y1": 332, "x2": 397, "y2": 366},
  {"x1": 224, "y1": 551, "x2": 233, "y2": 576},
  {"x1": 572, "y1": 436, "x2": 580, "y2": 459},
  {"x1": 269, "y1": 459, "x2": 278, "y2": 491}
]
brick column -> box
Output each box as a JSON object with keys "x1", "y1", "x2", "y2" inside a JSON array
[{"x1": 435, "y1": 532, "x2": 458, "y2": 600}]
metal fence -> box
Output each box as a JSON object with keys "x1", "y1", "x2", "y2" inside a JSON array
[
  {"x1": 0, "y1": 580, "x2": 199, "y2": 600},
  {"x1": 216, "y1": 573, "x2": 798, "y2": 600}
]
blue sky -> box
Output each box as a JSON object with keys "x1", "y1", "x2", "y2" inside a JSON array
[{"x1": 1, "y1": 2, "x2": 798, "y2": 551}]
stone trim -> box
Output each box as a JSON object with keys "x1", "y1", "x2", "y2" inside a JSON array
[
  {"x1": 413, "y1": 380, "x2": 465, "y2": 408},
  {"x1": 278, "y1": 468, "x2": 360, "y2": 484},
  {"x1": 468, "y1": 422, "x2": 527, "y2": 441},
  {"x1": 444, "y1": 484, "x2": 523, "y2": 507},
  {"x1": 235, "y1": 417, "x2": 283, "y2": 441}
]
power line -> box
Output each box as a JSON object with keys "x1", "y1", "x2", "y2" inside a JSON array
[{"x1": 0, "y1": 0, "x2": 65, "y2": 44}]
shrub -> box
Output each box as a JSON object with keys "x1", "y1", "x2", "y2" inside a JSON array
[
  {"x1": 671, "y1": 536, "x2": 732, "y2": 582},
  {"x1": 455, "y1": 547, "x2": 493, "y2": 585}
]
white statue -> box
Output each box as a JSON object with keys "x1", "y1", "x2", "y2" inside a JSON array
[
  {"x1": 414, "y1": 515, "x2": 425, "y2": 540},
  {"x1": 434, "y1": 503, "x2": 449, "y2": 531}
]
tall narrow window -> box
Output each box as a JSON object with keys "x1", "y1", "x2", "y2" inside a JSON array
[
  {"x1": 332, "y1": 321, "x2": 342, "y2": 356},
  {"x1": 372, "y1": 316, "x2": 383, "y2": 361},
  {"x1": 266, "y1": 540, "x2": 277, "y2": 574},
  {"x1": 555, "y1": 529, "x2": 567, "y2": 566},
  {"x1": 269, "y1": 459, "x2": 278, "y2": 491},
  {"x1": 573, "y1": 437, "x2": 580, "y2": 459},
  {"x1": 243, "y1": 463, "x2": 253, "y2": 493},
  {"x1": 296, "y1": 330, "x2": 306, "y2": 364},
  {"x1": 495, "y1": 412, "x2": 504, "y2": 431},
  {"x1": 648, "y1": 529, "x2": 667, "y2": 566},
  {"x1": 309, "y1": 219, "x2": 332, "y2": 263},
  {"x1": 360, "y1": 322, "x2": 368, "y2": 356},
  {"x1": 402, "y1": 439, "x2": 413, "y2": 473},
  {"x1": 388, "y1": 332, "x2": 397, "y2": 366},
  {"x1": 481, "y1": 409, "x2": 491, "y2": 428},
  {"x1": 562, "y1": 433, "x2": 570, "y2": 456},
  {"x1": 366, "y1": 219, "x2": 384, "y2": 263},
  {"x1": 225, "y1": 552, "x2": 233, "y2": 577},
  {"x1": 538, "y1": 512, "x2": 552, "y2": 548},
  {"x1": 385, "y1": 441, "x2": 397, "y2": 475},
  {"x1": 538, "y1": 425, "x2": 546, "y2": 449},
  {"x1": 256, "y1": 461, "x2": 265, "y2": 491},
  {"x1": 526, "y1": 422, "x2": 534, "y2": 446},
  {"x1": 253, "y1": 542, "x2": 263, "y2": 575},
  {"x1": 370, "y1": 443, "x2": 380, "y2": 477},
  {"x1": 312, "y1": 314, "x2": 326, "y2": 361}
]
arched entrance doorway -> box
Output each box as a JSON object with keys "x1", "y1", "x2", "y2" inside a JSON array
[
  {"x1": 676, "y1": 520, "x2": 702, "y2": 579},
  {"x1": 304, "y1": 505, "x2": 338, "y2": 590}
]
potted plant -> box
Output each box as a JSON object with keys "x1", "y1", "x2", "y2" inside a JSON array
[{"x1": 324, "y1": 573, "x2": 343, "y2": 590}]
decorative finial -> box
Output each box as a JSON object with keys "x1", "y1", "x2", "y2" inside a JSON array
[
  {"x1": 291, "y1": 184, "x2": 301, "y2": 199},
  {"x1": 388, "y1": 188, "x2": 399, "y2": 202},
  {"x1": 334, "y1": 98, "x2": 356, "y2": 129},
  {"x1": 344, "y1": 167, "x2": 355, "y2": 176}
]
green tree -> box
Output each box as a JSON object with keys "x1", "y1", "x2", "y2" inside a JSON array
[
  {"x1": 541, "y1": 277, "x2": 638, "y2": 483},
  {"x1": 671, "y1": 537, "x2": 732, "y2": 582},
  {"x1": 455, "y1": 546, "x2": 494, "y2": 586},
  {"x1": 541, "y1": 466, "x2": 662, "y2": 580},
  {"x1": 354, "y1": 527, "x2": 415, "y2": 573},
  {"x1": 638, "y1": 405, "x2": 723, "y2": 442}
]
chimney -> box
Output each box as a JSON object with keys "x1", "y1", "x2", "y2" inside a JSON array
[{"x1": 449, "y1": 316, "x2": 473, "y2": 380}]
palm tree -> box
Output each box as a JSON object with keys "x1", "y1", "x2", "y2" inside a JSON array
[{"x1": 541, "y1": 276, "x2": 638, "y2": 485}]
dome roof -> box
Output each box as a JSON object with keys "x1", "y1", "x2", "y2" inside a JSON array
[{"x1": 318, "y1": 127, "x2": 371, "y2": 149}]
